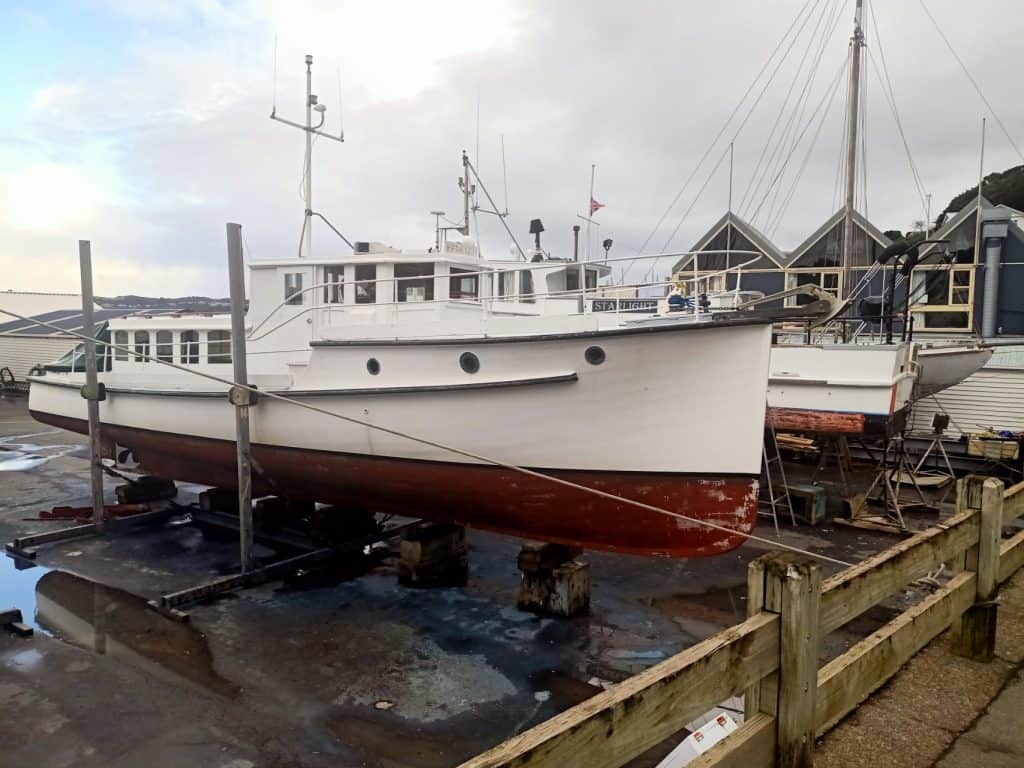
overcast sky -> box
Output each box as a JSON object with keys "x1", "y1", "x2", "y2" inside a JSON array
[{"x1": 1, "y1": 0, "x2": 1022, "y2": 297}]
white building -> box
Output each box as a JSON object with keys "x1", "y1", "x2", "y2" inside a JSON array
[{"x1": 0, "y1": 291, "x2": 96, "y2": 384}]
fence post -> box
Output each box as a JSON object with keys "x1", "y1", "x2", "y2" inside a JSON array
[
  {"x1": 952, "y1": 476, "x2": 1003, "y2": 662},
  {"x1": 745, "y1": 553, "x2": 822, "y2": 768}
]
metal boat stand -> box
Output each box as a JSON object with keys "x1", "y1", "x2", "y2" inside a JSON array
[{"x1": 850, "y1": 432, "x2": 929, "y2": 531}]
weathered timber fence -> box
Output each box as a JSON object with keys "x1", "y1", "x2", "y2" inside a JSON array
[{"x1": 458, "y1": 475, "x2": 1024, "y2": 768}]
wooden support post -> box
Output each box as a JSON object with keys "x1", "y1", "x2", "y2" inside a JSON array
[
  {"x1": 744, "y1": 556, "x2": 770, "y2": 721},
  {"x1": 517, "y1": 541, "x2": 589, "y2": 617},
  {"x1": 953, "y1": 476, "x2": 1003, "y2": 662},
  {"x1": 399, "y1": 522, "x2": 468, "y2": 587},
  {"x1": 757, "y1": 553, "x2": 822, "y2": 768},
  {"x1": 79, "y1": 240, "x2": 106, "y2": 532},
  {"x1": 226, "y1": 222, "x2": 255, "y2": 573}
]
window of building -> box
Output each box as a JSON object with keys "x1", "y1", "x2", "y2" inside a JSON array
[
  {"x1": 908, "y1": 266, "x2": 975, "y2": 331},
  {"x1": 132, "y1": 331, "x2": 150, "y2": 362},
  {"x1": 519, "y1": 270, "x2": 535, "y2": 303},
  {"x1": 355, "y1": 264, "x2": 376, "y2": 304},
  {"x1": 114, "y1": 330, "x2": 129, "y2": 361},
  {"x1": 208, "y1": 330, "x2": 231, "y2": 363},
  {"x1": 323, "y1": 265, "x2": 344, "y2": 304},
  {"x1": 180, "y1": 330, "x2": 200, "y2": 364},
  {"x1": 156, "y1": 331, "x2": 173, "y2": 363},
  {"x1": 785, "y1": 271, "x2": 842, "y2": 306},
  {"x1": 394, "y1": 263, "x2": 434, "y2": 302},
  {"x1": 450, "y1": 267, "x2": 479, "y2": 300},
  {"x1": 284, "y1": 273, "x2": 304, "y2": 305}
]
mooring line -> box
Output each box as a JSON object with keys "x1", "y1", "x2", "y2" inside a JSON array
[{"x1": 0, "y1": 305, "x2": 855, "y2": 568}]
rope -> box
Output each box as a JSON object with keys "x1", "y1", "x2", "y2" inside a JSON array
[{"x1": 1, "y1": 304, "x2": 855, "y2": 569}]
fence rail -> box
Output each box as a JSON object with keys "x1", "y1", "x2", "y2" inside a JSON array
[{"x1": 459, "y1": 475, "x2": 1024, "y2": 768}]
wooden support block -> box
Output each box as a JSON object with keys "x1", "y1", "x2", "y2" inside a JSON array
[
  {"x1": 518, "y1": 559, "x2": 590, "y2": 617},
  {"x1": 398, "y1": 522, "x2": 468, "y2": 588},
  {"x1": 6, "y1": 622, "x2": 33, "y2": 637},
  {"x1": 199, "y1": 487, "x2": 239, "y2": 513},
  {"x1": 517, "y1": 540, "x2": 583, "y2": 573},
  {"x1": 116, "y1": 476, "x2": 177, "y2": 504}
]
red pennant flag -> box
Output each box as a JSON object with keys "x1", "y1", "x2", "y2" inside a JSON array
[{"x1": 590, "y1": 197, "x2": 605, "y2": 216}]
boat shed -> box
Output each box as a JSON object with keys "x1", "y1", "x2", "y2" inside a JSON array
[{"x1": 0, "y1": 291, "x2": 94, "y2": 385}]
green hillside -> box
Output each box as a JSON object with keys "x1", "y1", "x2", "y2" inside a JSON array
[{"x1": 938, "y1": 164, "x2": 1024, "y2": 224}]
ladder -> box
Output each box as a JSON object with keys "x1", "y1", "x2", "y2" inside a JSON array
[{"x1": 760, "y1": 426, "x2": 795, "y2": 534}]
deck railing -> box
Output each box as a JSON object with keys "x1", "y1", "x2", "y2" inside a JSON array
[{"x1": 458, "y1": 476, "x2": 1024, "y2": 768}]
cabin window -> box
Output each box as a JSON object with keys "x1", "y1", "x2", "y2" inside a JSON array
[
  {"x1": 180, "y1": 330, "x2": 200, "y2": 364},
  {"x1": 498, "y1": 270, "x2": 515, "y2": 298},
  {"x1": 566, "y1": 269, "x2": 580, "y2": 293},
  {"x1": 394, "y1": 263, "x2": 434, "y2": 302},
  {"x1": 284, "y1": 273, "x2": 304, "y2": 305},
  {"x1": 133, "y1": 331, "x2": 150, "y2": 362},
  {"x1": 323, "y1": 266, "x2": 344, "y2": 304},
  {"x1": 114, "y1": 330, "x2": 129, "y2": 361},
  {"x1": 156, "y1": 331, "x2": 173, "y2": 363},
  {"x1": 208, "y1": 330, "x2": 231, "y2": 364},
  {"x1": 450, "y1": 267, "x2": 479, "y2": 300},
  {"x1": 519, "y1": 270, "x2": 535, "y2": 303},
  {"x1": 586, "y1": 269, "x2": 598, "y2": 290},
  {"x1": 355, "y1": 265, "x2": 376, "y2": 304}
]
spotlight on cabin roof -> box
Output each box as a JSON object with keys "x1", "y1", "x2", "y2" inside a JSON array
[{"x1": 529, "y1": 219, "x2": 545, "y2": 235}]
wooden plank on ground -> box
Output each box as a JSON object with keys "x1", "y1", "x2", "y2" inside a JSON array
[
  {"x1": 1002, "y1": 480, "x2": 1024, "y2": 526},
  {"x1": 687, "y1": 714, "x2": 776, "y2": 768},
  {"x1": 998, "y1": 529, "x2": 1024, "y2": 585},
  {"x1": 456, "y1": 613, "x2": 781, "y2": 768},
  {"x1": 820, "y1": 509, "x2": 979, "y2": 634},
  {"x1": 815, "y1": 571, "x2": 976, "y2": 735}
]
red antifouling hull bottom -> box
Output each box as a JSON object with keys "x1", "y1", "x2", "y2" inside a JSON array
[{"x1": 34, "y1": 411, "x2": 759, "y2": 558}]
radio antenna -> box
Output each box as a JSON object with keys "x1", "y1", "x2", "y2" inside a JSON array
[{"x1": 272, "y1": 34, "x2": 279, "y2": 114}]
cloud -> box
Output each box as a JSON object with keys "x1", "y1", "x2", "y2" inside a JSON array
[{"x1": 1, "y1": 0, "x2": 1021, "y2": 296}]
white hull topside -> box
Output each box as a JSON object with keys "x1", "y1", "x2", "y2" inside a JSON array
[
  {"x1": 767, "y1": 343, "x2": 917, "y2": 419},
  {"x1": 915, "y1": 344, "x2": 994, "y2": 400},
  {"x1": 30, "y1": 320, "x2": 773, "y2": 476}
]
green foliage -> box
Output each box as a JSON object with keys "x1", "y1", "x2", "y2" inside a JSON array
[{"x1": 940, "y1": 164, "x2": 1024, "y2": 224}]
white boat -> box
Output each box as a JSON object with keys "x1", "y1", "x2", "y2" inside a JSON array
[{"x1": 915, "y1": 343, "x2": 994, "y2": 400}]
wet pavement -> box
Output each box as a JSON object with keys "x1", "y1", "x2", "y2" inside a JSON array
[{"x1": 0, "y1": 394, "x2": 932, "y2": 767}]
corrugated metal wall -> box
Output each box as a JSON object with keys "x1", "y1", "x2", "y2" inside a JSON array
[
  {"x1": 910, "y1": 368, "x2": 1024, "y2": 437},
  {"x1": 0, "y1": 337, "x2": 77, "y2": 381}
]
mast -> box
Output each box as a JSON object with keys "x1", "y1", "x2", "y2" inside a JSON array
[
  {"x1": 460, "y1": 150, "x2": 471, "y2": 236},
  {"x1": 270, "y1": 54, "x2": 344, "y2": 258},
  {"x1": 841, "y1": 0, "x2": 865, "y2": 298},
  {"x1": 304, "y1": 55, "x2": 313, "y2": 259}
]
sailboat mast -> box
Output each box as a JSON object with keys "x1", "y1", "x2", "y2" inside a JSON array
[
  {"x1": 304, "y1": 55, "x2": 313, "y2": 259},
  {"x1": 841, "y1": 0, "x2": 865, "y2": 297}
]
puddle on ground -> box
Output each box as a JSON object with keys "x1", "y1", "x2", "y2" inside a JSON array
[
  {"x1": 0, "y1": 555, "x2": 237, "y2": 697},
  {"x1": 0, "y1": 433, "x2": 81, "y2": 471}
]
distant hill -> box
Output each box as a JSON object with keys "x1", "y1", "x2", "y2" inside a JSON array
[
  {"x1": 96, "y1": 295, "x2": 231, "y2": 312},
  {"x1": 938, "y1": 164, "x2": 1024, "y2": 225}
]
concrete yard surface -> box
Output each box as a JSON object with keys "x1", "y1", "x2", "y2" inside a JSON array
[
  {"x1": 0, "y1": 395, "x2": 957, "y2": 767},
  {"x1": 817, "y1": 565, "x2": 1024, "y2": 768}
]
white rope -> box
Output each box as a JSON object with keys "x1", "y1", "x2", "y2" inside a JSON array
[{"x1": 2, "y1": 304, "x2": 855, "y2": 568}]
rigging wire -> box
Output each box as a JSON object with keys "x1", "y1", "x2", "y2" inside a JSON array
[
  {"x1": 917, "y1": 0, "x2": 1024, "y2": 164},
  {"x1": 867, "y1": 2, "x2": 928, "y2": 218},
  {"x1": 622, "y1": 0, "x2": 823, "y2": 279},
  {"x1": 738, "y1": 0, "x2": 838, "y2": 216},
  {"x1": 0, "y1": 304, "x2": 855, "y2": 569}
]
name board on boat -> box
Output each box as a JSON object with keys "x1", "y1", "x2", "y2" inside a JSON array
[{"x1": 590, "y1": 298, "x2": 660, "y2": 313}]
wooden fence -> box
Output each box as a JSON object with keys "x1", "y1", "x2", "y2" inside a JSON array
[{"x1": 458, "y1": 475, "x2": 1024, "y2": 768}]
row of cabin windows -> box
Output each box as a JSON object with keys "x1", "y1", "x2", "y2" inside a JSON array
[
  {"x1": 112, "y1": 330, "x2": 231, "y2": 364},
  {"x1": 285, "y1": 264, "x2": 483, "y2": 306}
]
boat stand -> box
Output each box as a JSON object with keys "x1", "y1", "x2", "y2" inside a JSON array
[
  {"x1": 911, "y1": 414, "x2": 957, "y2": 503},
  {"x1": 850, "y1": 433, "x2": 928, "y2": 531}
]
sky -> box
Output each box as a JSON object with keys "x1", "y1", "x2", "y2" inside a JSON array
[{"x1": 1, "y1": 0, "x2": 1022, "y2": 297}]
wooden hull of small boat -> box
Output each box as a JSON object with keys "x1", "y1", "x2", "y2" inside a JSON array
[{"x1": 33, "y1": 411, "x2": 759, "y2": 558}]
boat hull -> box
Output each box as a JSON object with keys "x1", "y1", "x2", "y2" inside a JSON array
[
  {"x1": 33, "y1": 411, "x2": 758, "y2": 558},
  {"x1": 915, "y1": 345, "x2": 993, "y2": 400}
]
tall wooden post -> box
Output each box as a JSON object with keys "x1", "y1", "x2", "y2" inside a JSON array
[
  {"x1": 953, "y1": 476, "x2": 1003, "y2": 661},
  {"x1": 748, "y1": 553, "x2": 822, "y2": 768},
  {"x1": 226, "y1": 223, "x2": 255, "y2": 573},
  {"x1": 79, "y1": 240, "x2": 106, "y2": 531}
]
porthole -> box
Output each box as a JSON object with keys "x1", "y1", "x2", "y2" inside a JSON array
[
  {"x1": 584, "y1": 346, "x2": 606, "y2": 365},
  {"x1": 459, "y1": 351, "x2": 480, "y2": 374},
  {"x1": 366, "y1": 358, "x2": 381, "y2": 375}
]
